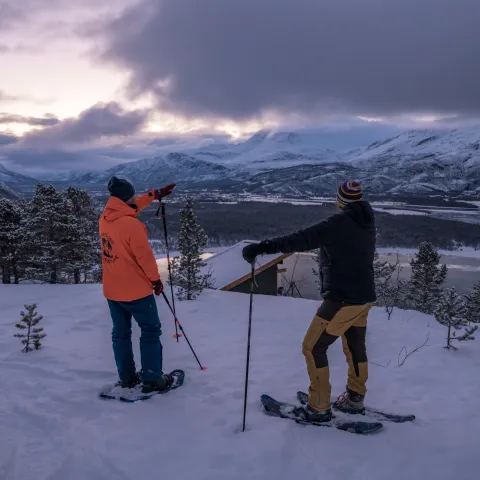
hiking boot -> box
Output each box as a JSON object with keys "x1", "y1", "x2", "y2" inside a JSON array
[
  {"x1": 333, "y1": 388, "x2": 365, "y2": 414},
  {"x1": 118, "y1": 371, "x2": 142, "y2": 389},
  {"x1": 304, "y1": 404, "x2": 333, "y2": 423},
  {"x1": 141, "y1": 373, "x2": 174, "y2": 394}
]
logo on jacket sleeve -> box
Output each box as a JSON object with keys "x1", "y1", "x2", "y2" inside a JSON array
[{"x1": 101, "y1": 233, "x2": 119, "y2": 264}]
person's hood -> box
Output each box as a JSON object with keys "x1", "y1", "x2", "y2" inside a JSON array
[
  {"x1": 344, "y1": 201, "x2": 375, "y2": 228},
  {"x1": 102, "y1": 196, "x2": 138, "y2": 222}
]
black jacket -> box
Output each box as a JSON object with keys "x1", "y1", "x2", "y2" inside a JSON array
[{"x1": 260, "y1": 201, "x2": 376, "y2": 304}]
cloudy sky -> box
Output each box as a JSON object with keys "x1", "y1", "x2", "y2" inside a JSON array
[{"x1": 1, "y1": 0, "x2": 479, "y2": 175}]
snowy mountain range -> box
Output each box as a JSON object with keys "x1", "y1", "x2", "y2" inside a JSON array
[{"x1": 1, "y1": 127, "x2": 480, "y2": 197}]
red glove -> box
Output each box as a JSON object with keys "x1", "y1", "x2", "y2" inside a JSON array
[
  {"x1": 153, "y1": 184, "x2": 176, "y2": 200},
  {"x1": 152, "y1": 279, "x2": 164, "y2": 296}
]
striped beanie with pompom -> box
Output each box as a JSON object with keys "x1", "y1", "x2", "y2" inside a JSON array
[{"x1": 336, "y1": 180, "x2": 362, "y2": 208}]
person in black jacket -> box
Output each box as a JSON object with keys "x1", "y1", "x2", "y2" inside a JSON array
[{"x1": 242, "y1": 180, "x2": 376, "y2": 423}]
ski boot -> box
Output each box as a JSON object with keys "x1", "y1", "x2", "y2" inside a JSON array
[
  {"x1": 304, "y1": 404, "x2": 333, "y2": 423},
  {"x1": 141, "y1": 373, "x2": 174, "y2": 394},
  {"x1": 333, "y1": 388, "x2": 365, "y2": 414}
]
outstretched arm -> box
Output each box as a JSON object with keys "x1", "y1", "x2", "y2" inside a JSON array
[
  {"x1": 135, "y1": 184, "x2": 176, "y2": 213},
  {"x1": 242, "y1": 215, "x2": 340, "y2": 264},
  {"x1": 134, "y1": 190, "x2": 157, "y2": 213},
  {"x1": 261, "y1": 217, "x2": 337, "y2": 254}
]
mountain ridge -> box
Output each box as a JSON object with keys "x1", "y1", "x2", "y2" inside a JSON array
[{"x1": 1, "y1": 126, "x2": 480, "y2": 196}]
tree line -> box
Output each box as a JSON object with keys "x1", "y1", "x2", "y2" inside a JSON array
[
  {"x1": 0, "y1": 184, "x2": 99, "y2": 284},
  {"x1": 139, "y1": 201, "x2": 480, "y2": 251},
  {"x1": 371, "y1": 242, "x2": 480, "y2": 349}
]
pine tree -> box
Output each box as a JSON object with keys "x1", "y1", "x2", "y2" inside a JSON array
[
  {"x1": 408, "y1": 242, "x2": 447, "y2": 314},
  {"x1": 0, "y1": 199, "x2": 23, "y2": 284},
  {"x1": 14, "y1": 304, "x2": 46, "y2": 352},
  {"x1": 63, "y1": 187, "x2": 99, "y2": 283},
  {"x1": 434, "y1": 288, "x2": 468, "y2": 349},
  {"x1": 20, "y1": 184, "x2": 76, "y2": 283},
  {"x1": 170, "y1": 198, "x2": 213, "y2": 300},
  {"x1": 374, "y1": 252, "x2": 396, "y2": 304},
  {"x1": 464, "y1": 282, "x2": 480, "y2": 325}
]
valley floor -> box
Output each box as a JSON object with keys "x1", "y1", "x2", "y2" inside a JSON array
[{"x1": 0, "y1": 285, "x2": 479, "y2": 480}]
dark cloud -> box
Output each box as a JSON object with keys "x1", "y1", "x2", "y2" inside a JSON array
[
  {"x1": 0, "y1": 102, "x2": 151, "y2": 174},
  {"x1": 100, "y1": 0, "x2": 480, "y2": 120},
  {"x1": 0, "y1": 134, "x2": 18, "y2": 145},
  {"x1": 0, "y1": 113, "x2": 60, "y2": 126},
  {"x1": 21, "y1": 102, "x2": 150, "y2": 146},
  {"x1": 0, "y1": 2, "x2": 25, "y2": 29},
  {"x1": 0, "y1": 149, "x2": 120, "y2": 176}
]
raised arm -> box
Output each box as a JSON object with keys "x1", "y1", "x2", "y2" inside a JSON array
[
  {"x1": 134, "y1": 190, "x2": 157, "y2": 213},
  {"x1": 135, "y1": 184, "x2": 176, "y2": 213}
]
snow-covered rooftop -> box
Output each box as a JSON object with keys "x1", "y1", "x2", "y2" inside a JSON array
[{"x1": 203, "y1": 240, "x2": 291, "y2": 290}]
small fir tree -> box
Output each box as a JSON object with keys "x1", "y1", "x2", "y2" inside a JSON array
[
  {"x1": 374, "y1": 252, "x2": 396, "y2": 302},
  {"x1": 408, "y1": 242, "x2": 447, "y2": 314},
  {"x1": 464, "y1": 282, "x2": 480, "y2": 325},
  {"x1": 170, "y1": 198, "x2": 213, "y2": 300},
  {"x1": 434, "y1": 288, "x2": 468, "y2": 350},
  {"x1": 14, "y1": 304, "x2": 46, "y2": 352},
  {"x1": 378, "y1": 254, "x2": 408, "y2": 319}
]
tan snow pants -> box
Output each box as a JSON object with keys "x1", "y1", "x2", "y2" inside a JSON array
[{"x1": 302, "y1": 300, "x2": 373, "y2": 411}]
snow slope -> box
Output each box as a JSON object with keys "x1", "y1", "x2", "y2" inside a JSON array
[
  {"x1": 350, "y1": 127, "x2": 480, "y2": 167},
  {"x1": 68, "y1": 153, "x2": 233, "y2": 188},
  {"x1": 1, "y1": 285, "x2": 479, "y2": 480},
  {"x1": 192, "y1": 129, "x2": 343, "y2": 171},
  {"x1": 0, "y1": 164, "x2": 37, "y2": 186},
  {"x1": 0, "y1": 182, "x2": 21, "y2": 200}
]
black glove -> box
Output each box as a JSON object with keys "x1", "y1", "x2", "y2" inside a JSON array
[
  {"x1": 242, "y1": 243, "x2": 262, "y2": 264},
  {"x1": 152, "y1": 279, "x2": 164, "y2": 296}
]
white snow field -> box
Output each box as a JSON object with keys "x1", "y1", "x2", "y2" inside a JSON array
[{"x1": 1, "y1": 285, "x2": 479, "y2": 480}]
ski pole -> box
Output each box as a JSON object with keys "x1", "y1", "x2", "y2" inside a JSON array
[
  {"x1": 161, "y1": 292, "x2": 206, "y2": 371},
  {"x1": 155, "y1": 198, "x2": 180, "y2": 341},
  {"x1": 160, "y1": 203, "x2": 180, "y2": 341},
  {"x1": 242, "y1": 263, "x2": 255, "y2": 432}
]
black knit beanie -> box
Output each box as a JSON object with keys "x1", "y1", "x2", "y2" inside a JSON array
[{"x1": 107, "y1": 176, "x2": 135, "y2": 202}]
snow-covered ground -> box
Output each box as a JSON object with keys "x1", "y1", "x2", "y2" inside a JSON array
[
  {"x1": 1, "y1": 285, "x2": 479, "y2": 480},
  {"x1": 372, "y1": 208, "x2": 429, "y2": 216}
]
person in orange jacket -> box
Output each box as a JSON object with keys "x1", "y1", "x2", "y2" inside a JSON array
[{"x1": 99, "y1": 176, "x2": 176, "y2": 393}]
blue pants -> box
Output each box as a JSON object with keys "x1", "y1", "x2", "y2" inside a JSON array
[{"x1": 107, "y1": 294, "x2": 163, "y2": 384}]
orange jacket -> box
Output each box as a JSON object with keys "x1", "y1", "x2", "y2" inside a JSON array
[{"x1": 99, "y1": 191, "x2": 160, "y2": 302}]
